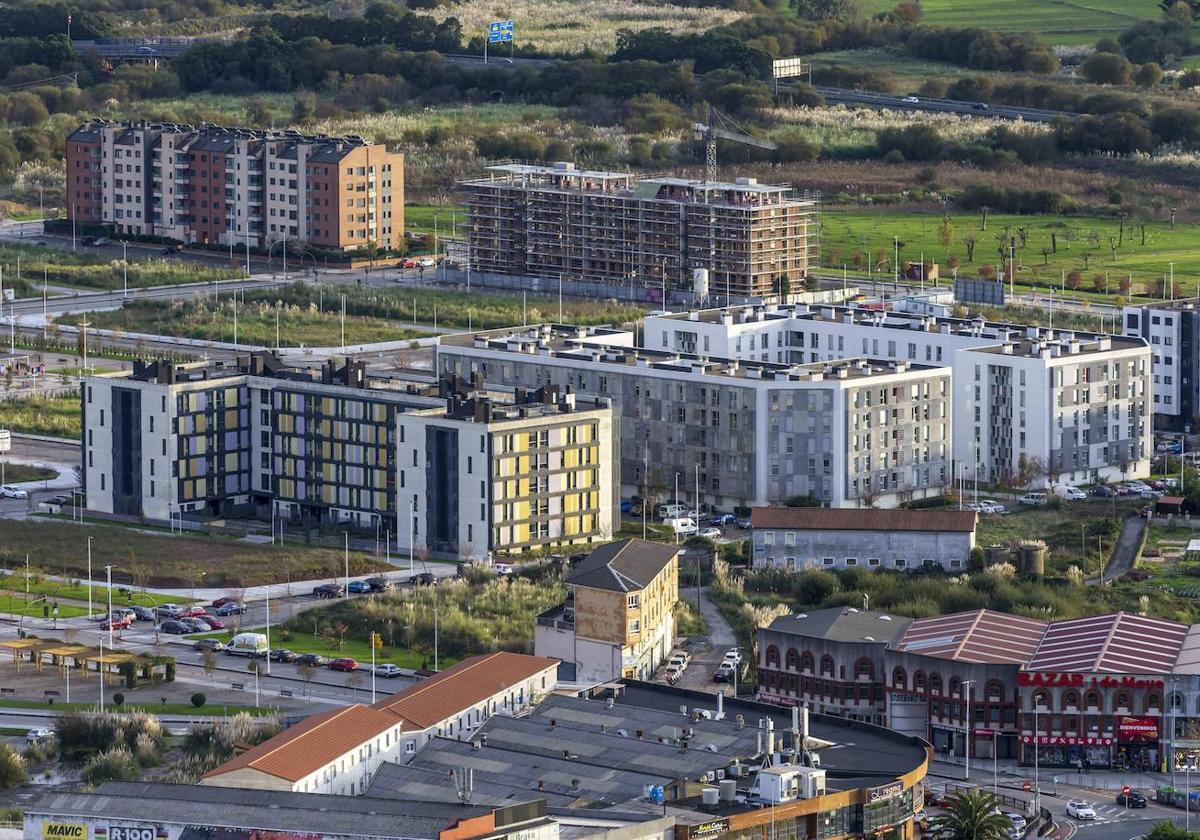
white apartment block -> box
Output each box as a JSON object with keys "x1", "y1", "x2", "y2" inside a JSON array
[
  {"x1": 1123, "y1": 302, "x2": 1199, "y2": 430},
  {"x1": 646, "y1": 305, "x2": 1152, "y2": 488},
  {"x1": 437, "y1": 325, "x2": 953, "y2": 510}
]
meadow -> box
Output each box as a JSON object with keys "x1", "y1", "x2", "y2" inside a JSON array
[
  {"x1": 856, "y1": 0, "x2": 1161, "y2": 45},
  {"x1": 0, "y1": 394, "x2": 80, "y2": 439},
  {"x1": 0, "y1": 243, "x2": 238, "y2": 293}
]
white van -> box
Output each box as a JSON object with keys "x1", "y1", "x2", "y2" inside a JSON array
[
  {"x1": 658, "y1": 503, "x2": 687, "y2": 519},
  {"x1": 226, "y1": 632, "x2": 268, "y2": 657},
  {"x1": 1053, "y1": 485, "x2": 1087, "y2": 501},
  {"x1": 664, "y1": 516, "x2": 698, "y2": 537},
  {"x1": 1018, "y1": 492, "x2": 1048, "y2": 506}
]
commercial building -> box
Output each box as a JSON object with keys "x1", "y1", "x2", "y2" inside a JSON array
[
  {"x1": 437, "y1": 325, "x2": 953, "y2": 510},
  {"x1": 67, "y1": 119, "x2": 404, "y2": 252},
  {"x1": 646, "y1": 305, "x2": 1153, "y2": 488},
  {"x1": 756, "y1": 607, "x2": 1200, "y2": 770},
  {"x1": 25, "y1": 782, "x2": 555, "y2": 840},
  {"x1": 536, "y1": 539, "x2": 679, "y2": 683},
  {"x1": 82, "y1": 356, "x2": 618, "y2": 560},
  {"x1": 202, "y1": 652, "x2": 559, "y2": 794},
  {"x1": 460, "y1": 163, "x2": 818, "y2": 299},
  {"x1": 748, "y1": 508, "x2": 977, "y2": 572},
  {"x1": 1122, "y1": 302, "x2": 1200, "y2": 430}
]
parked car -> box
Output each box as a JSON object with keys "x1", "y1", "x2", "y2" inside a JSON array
[
  {"x1": 365, "y1": 577, "x2": 394, "y2": 593},
  {"x1": 131, "y1": 606, "x2": 157, "y2": 621},
  {"x1": 193, "y1": 639, "x2": 225, "y2": 652},
  {"x1": 179, "y1": 617, "x2": 209, "y2": 633},
  {"x1": 0, "y1": 485, "x2": 28, "y2": 499},
  {"x1": 194, "y1": 615, "x2": 225, "y2": 630},
  {"x1": 698, "y1": 527, "x2": 722, "y2": 539},
  {"x1": 296, "y1": 653, "x2": 328, "y2": 667},
  {"x1": 373, "y1": 663, "x2": 405, "y2": 678},
  {"x1": 723, "y1": 648, "x2": 743, "y2": 665},
  {"x1": 418, "y1": 257, "x2": 436, "y2": 268},
  {"x1": 1004, "y1": 813, "x2": 1027, "y2": 833},
  {"x1": 227, "y1": 633, "x2": 269, "y2": 658},
  {"x1": 109, "y1": 607, "x2": 136, "y2": 622},
  {"x1": 978, "y1": 500, "x2": 1008, "y2": 515},
  {"x1": 736, "y1": 517, "x2": 751, "y2": 529},
  {"x1": 155, "y1": 603, "x2": 183, "y2": 617},
  {"x1": 270, "y1": 648, "x2": 298, "y2": 663},
  {"x1": 179, "y1": 605, "x2": 207, "y2": 617},
  {"x1": 1057, "y1": 486, "x2": 1087, "y2": 501},
  {"x1": 101, "y1": 615, "x2": 132, "y2": 631},
  {"x1": 211, "y1": 596, "x2": 239, "y2": 608},
  {"x1": 1066, "y1": 801, "x2": 1096, "y2": 820},
  {"x1": 668, "y1": 650, "x2": 691, "y2": 669},
  {"x1": 347, "y1": 580, "x2": 373, "y2": 594},
  {"x1": 710, "y1": 513, "x2": 736, "y2": 527},
  {"x1": 312, "y1": 583, "x2": 345, "y2": 598},
  {"x1": 914, "y1": 810, "x2": 929, "y2": 831},
  {"x1": 409, "y1": 572, "x2": 437, "y2": 587},
  {"x1": 329, "y1": 657, "x2": 359, "y2": 672},
  {"x1": 713, "y1": 662, "x2": 735, "y2": 683},
  {"x1": 26, "y1": 727, "x2": 54, "y2": 743},
  {"x1": 214, "y1": 601, "x2": 246, "y2": 616},
  {"x1": 402, "y1": 258, "x2": 418, "y2": 268},
  {"x1": 158, "y1": 620, "x2": 189, "y2": 635},
  {"x1": 1091, "y1": 484, "x2": 1117, "y2": 497},
  {"x1": 1018, "y1": 492, "x2": 1048, "y2": 506},
  {"x1": 92, "y1": 236, "x2": 112, "y2": 246},
  {"x1": 1115, "y1": 791, "x2": 1147, "y2": 808},
  {"x1": 664, "y1": 664, "x2": 684, "y2": 683},
  {"x1": 1140, "y1": 489, "x2": 1164, "y2": 499}
]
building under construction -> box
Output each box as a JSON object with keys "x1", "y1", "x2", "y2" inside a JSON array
[{"x1": 460, "y1": 163, "x2": 819, "y2": 300}]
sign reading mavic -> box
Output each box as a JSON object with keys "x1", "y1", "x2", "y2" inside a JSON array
[
  {"x1": 488, "y1": 20, "x2": 514, "y2": 43},
  {"x1": 42, "y1": 824, "x2": 85, "y2": 840}
]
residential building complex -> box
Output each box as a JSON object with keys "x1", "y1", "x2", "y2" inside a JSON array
[
  {"x1": 646, "y1": 305, "x2": 1153, "y2": 488},
  {"x1": 437, "y1": 325, "x2": 953, "y2": 510},
  {"x1": 535, "y1": 539, "x2": 679, "y2": 683},
  {"x1": 758, "y1": 607, "x2": 1200, "y2": 770},
  {"x1": 202, "y1": 652, "x2": 558, "y2": 795},
  {"x1": 1123, "y1": 301, "x2": 1200, "y2": 430},
  {"x1": 749, "y1": 507, "x2": 977, "y2": 572},
  {"x1": 460, "y1": 163, "x2": 818, "y2": 299},
  {"x1": 81, "y1": 356, "x2": 617, "y2": 560},
  {"x1": 66, "y1": 119, "x2": 404, "y2": 252}
]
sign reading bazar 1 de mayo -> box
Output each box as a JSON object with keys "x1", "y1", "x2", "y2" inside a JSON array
[{"x1": 1018, "y1": 673, "x2": 1164, "y2": 689}]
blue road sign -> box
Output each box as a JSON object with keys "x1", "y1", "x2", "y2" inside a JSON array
[{"x1": 487, "y1": 20, "x2": 514, "y2": 43}]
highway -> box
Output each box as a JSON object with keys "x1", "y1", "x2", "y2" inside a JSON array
[
  {"x1": 70, "y1": 38, "x2": 202, "y2": 60},
  {"x1": 810, "y1": 86, "x2": 1076, "y2": 123}
]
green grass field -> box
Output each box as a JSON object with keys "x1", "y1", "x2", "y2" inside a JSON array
[
  {"x1": 0, "y1": 395, "x2": 79, "y2": 439},
  {"x1": 857, "y1": 0, "x2": 1160, "y2": 45},
  {"x1": 821, "y1": 208, "x2": 1200, "y2": 299},
  {"x1": 974, "y1": 502, "x2": 1125, "y2": 575},
  {"x1": 405, "y1": 205, "x2": 463, "y2": 238},
  {"x1": 0, "y1": 593, "x2": 89, "y2": 618},
  {"x1": 0, "y1": 463, "x2": 55, "y2": 483},
  {"x1": 0, "y1": 698, "x2": 274, "y2": 715},
  {"x1": 199, "y1": 626, "x2": 455, "y2": 671}
]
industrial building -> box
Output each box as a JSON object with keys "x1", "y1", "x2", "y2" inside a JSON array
[
  {"x1": 81, "y1": 356, "x2": 618, "y2": 560},
  {"x1": 67, "y1": 120, "x2": 404, "y2": 253},
  {"x1": 646, "y1": 304, "x2": 1153, "y2": 488},
  {"x1": 437, "y1": 325, "x2": 953, "y2": 510},
  {"x1": 460, "y1": 163, "x2": 818, "y2": 300}
]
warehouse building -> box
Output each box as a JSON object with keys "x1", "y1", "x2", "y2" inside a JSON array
[
  {"x1": 646, "y1": 304, "x2": 1152, "y2": 488},
  {"x1": 437, "y1": 325, "x2": 953, "y2": 510},
  {"x1": 460, "y1": 163, "x2": 818, "y2": 300},
  {"x1": 82, "y1": 356, "x2": 618, "y2": 559}
]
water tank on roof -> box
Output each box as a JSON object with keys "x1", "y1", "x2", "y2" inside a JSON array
[
  {"x1": 693, "y1": 268, "x2": 709, "y2": 302},
  {"x1": 701, "y1": 787, "x2": 720, "y2": 806}
]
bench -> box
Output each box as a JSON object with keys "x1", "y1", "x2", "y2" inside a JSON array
[
  {"x1": 230, "y1": 682, "x2": 244, "y2": 691},
  {"x1": 279, "y1": 689, "x2": 293, "y2": 698}
]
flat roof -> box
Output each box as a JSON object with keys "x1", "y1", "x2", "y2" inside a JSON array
[
  {"x1": 1026, "y1": 611, "x2": 1188, "y2": 674},
  {"x1": 766, "y1": 608, "x2": 913, "y2": 645},
  {"x1": 890, "y1": 609, "x2": 1048, "y2": 665},
  {"x1": 750, "y1": 507, "x2": 977, "y2": 533}
]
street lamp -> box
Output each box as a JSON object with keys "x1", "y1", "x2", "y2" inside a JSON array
[
  {"x1": 962, "y1": 680, "x2": 974, "y2": 781},
  {"x1": 105, "y1": 564, "x2": 113, "y2": 650}
]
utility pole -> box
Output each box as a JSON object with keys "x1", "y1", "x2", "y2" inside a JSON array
[
  {"x1": 123, "y1": 241, "x2": 128, "y2": 298},
  {"x1": 86, "y1": 536, "x2": 93, "y2": 617},
  {"x1": 962, "y1": 680, "x2": 973, "y2": 781},
  {"x1": 343, "y1": 531, "x2": 350, "y2": 594},
  {"x1": 105, "y1": 564, "x2": 113, "y2": 650}
]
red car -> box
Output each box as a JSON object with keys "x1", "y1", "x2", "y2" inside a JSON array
[
  {"x1": 180, "y1": 605, "x2": 207, "y2": 617},
  {"x1": 101, "y1": 615, "x2": 132, "y2": 631},
  {"x1": 329, "y1": 658, "x2": 359, "y2": 672},
  {"x1": 211, "y1": 596, "x2": 238, "y2": 608},
  {"x1": 402, "y1": 258, "x2": 417, "y2": 269},
  {"x1": 195, "y1": 615, "x2": 225, "y2": 630}
]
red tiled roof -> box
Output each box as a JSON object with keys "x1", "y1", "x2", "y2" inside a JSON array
[
  {"x1": 1026, "y1": 612, "x2": 1188, "y2": 674},
  {"x1": 749, "y1": 507, "x2": 977, "y2": 533},
  {"x1": 889, "y1": 609, "x2": 1048, "y2": 664},
  {"x1": 203, "y1": 704, "x2": 400, "y2": 783},
  {"x1": 371, "y1": 652, "x2": 557, "y2": 728}
]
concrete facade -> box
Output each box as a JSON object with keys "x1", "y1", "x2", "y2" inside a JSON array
[{"x1": 1123, "y1": 302, "x2": 1200, "y2": 430}]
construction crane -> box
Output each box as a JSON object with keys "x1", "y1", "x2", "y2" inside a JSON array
[{"x1": 693, "y1": 105, "x2": 778, "y2": 184}]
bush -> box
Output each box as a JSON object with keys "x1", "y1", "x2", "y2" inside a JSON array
[
  {"x1": 81, "y1": 746, "x2": 139, "y2": 786},
  {"x1": 190, "y1": 692, "x2": 206, "y2": 709},
  {"x1": 54, "y1": 711, "x2": 166, "y2": 763},
  {"x1": 1080, "y1": 52, "x2": 1133, "y2": 85},
  {"x1": 112, "y1": 692, "x2": 124, "y2": 707},
  {"x1": 0, "y1": 743, "x2": 27, "y2": 788}
]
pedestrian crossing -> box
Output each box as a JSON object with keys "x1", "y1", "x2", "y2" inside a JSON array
[{"x1": 1071, "y1": 802, "x2": 1150, "y2": 827}]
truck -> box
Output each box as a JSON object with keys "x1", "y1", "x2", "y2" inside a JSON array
[
  {"x1": 225, "y1": 632, "x2": 268, "y2": 657},
  {"x1": 663, "y1": 516, "x2": 698, "y2": 537}
]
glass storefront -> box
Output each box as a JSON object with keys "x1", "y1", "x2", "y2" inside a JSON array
[{"x1": 1020, "y1": 742, "x2": 1112, "y2": 768}]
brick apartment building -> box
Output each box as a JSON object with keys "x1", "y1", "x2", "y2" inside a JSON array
[{"x1": 66, "y1": 120, "x2": 403, "y2": 253}]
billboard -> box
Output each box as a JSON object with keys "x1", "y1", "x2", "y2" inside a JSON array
[
  {"x1": 1117, "y1": 716, "x2": 1159, "y2": 743},
  {"x1": 772, "y1": 57, "x2": 807, "y2": 79},
  {"x1": 487, "y1": 21, "x2": 514, "y2": 43},
  {"x1": 43, "y1": 825, "x2": 86, "y2": 840},
  {"x1": 954, "y1": 277, "x2": 1005, "y2": 306}
]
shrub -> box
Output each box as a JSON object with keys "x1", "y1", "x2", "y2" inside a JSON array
[
  {"x1": 0, "y1": 743, "x2": 27, "y2": 788},
  {"x1": 190, "y1": 692, "x2": 206, "y2": 708},
  {"x1": 81, "y1": 746, "x2": 139, "y2": 786},
  {"x1": 112, "y1": 692, "x2": 125, "y2": 707}
]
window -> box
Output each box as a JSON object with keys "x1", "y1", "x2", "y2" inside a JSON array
[
  {"x1": 627, "y1": 593, "x2": 640, "y2": 609},
  {"x1": 628, "y1": 619, "x2": 641, "y2": 634}
]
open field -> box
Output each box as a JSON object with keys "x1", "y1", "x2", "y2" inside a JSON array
[
  {"x1": 0, "y1": 395, "x2": 79, "y2": 439},
  {"x1": 973, "y1": 502, "x2": 1125, "y2": 576},
  {"x1": 0, "y1": 463, "x2": 56, "y2": 483},
  {"x1": 857, "y1": 0, "x2": 1160, "y2": 45},
  {"x1": 0, "y1": 243, "x2": 238, "y2": 293},
  {"x1": 820, "y1": 208, "x2": 1200, "y2": 298},
  {"x1": 0, "y1": 520, "x2": 391, "y2": 589},
  {"x1": 74, "y1": 300, "x2": 432, "y2": 349}
]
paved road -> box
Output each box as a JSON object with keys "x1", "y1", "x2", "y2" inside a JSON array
[
  {"x1": 673, "y1": 586, "x2": 740, "y2": 692},
  {"x1": 811, "y1": 86, "x2": 1076, "y2": 123},
  {"x1": 1102, "y1": 515, "x2": 1147, "y2": 582}
]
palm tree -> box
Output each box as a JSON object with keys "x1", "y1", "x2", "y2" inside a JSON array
[{"x1": 932, "y1": 790, "x2": 1013, "y2": 840}]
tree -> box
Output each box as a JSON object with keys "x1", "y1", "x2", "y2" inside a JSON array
[
  {"x1": 1081, "y1": 52, "x2": 1134, "y2": 85},
  {"x1": 202, "y1": 649, "x2": 217, "y2": 683},
  {"x1": 979, "y1": 265, "x2": 996, "y2": 281},
  {"x1": 191, "y1": 692, "x2": 206, "y2": 708},
  {"x1": 1066, "y1": 271, "x2": 1082, "y2": 291},
  {"x1": 964, "y1": 235, "x2": 977, "y2": 262},
  {"x1": 791, "y1": 0, "x2": 861, "y2": 20},
  {"x1": 297, "y1": 662, "x2": 317, "y2": 696},
  {"x1": 932, "y1": 790, "x2": 1014, "y2": 840},
  {"x1": 1134, "y1": 62, "x2": 1165, "y2": 88},
  {"x1": 937, "y1": 213, "x2": 956, "y2": 257},
  {"x1": 1093, "y1": 274, "x2": 1106, "y2": 293}
]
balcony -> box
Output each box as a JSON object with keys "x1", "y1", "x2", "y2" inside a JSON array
[{"x1": 536, "y1": 601, "x2": 574, "y2": 631}]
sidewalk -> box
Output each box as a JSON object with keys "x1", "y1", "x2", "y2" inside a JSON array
[{"x1": 932, "y1": 755, "x2": 1176, "y2": 794}]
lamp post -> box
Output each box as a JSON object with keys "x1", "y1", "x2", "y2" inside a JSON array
[
  {"x1": 673, "y1": 472, "x2": 680, "y2": 544},
  {"x1": 1033, "y1": 706, "x2": 1041, "y2": 814},
  {"x1": 433, "y1": 605, "x2": 439, "y2": 672},
  {"x1": 86, "y1": 535, "x2": 93, "y2": 618},
  {"x1": 962, "y1": 680, "x2": 974, "y2": 781},
  {"x1": 105, "y1": 564, "x2": 113, "y2": 650}
]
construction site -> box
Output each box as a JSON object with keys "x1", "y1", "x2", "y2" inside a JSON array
[{"x1": 459, "y1": 162, "x2": 820, "y2": 302}]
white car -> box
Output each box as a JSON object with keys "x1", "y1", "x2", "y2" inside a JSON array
[
  {"x1": 373, "y1": 663, "x2": 404, "y2": 678},
  {"x1": 418, "y1": 257, "x2": 436, "y2": 268},
  {"x1": 902, "y1": 95, "x2": 920, "y2": 103},
  {"x1": 1066, "y1": 801, "x2": 1096, "y2": 820},
  {"x1": 723, "y1": 648, "x2": 743, "y2": 665},
  {"x1": 0, "y1": 485, "x2": 28, "y2": 499},
  {"x1": 1004, "y1": 813, "x2": 1027, "y2": 833},
  {"x1": 978, "y1": 500, "x2": 1008, "y2": 515},
  {"x1": 698, "y1": 527, "x2": 722, "y2": 539},
  {"x1": 26, "y1": 727, "x2": 53, "y2": 743}
]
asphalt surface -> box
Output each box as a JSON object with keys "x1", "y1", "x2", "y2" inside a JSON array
[{"x1": 811, "y1": 86, "x2": 1075, "y2": 123}]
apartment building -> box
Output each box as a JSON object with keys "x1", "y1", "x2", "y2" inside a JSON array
[
  {"x1": 81, "y1": 356, "x2": 617, "y2": 560},
  {"x1": 396, "y1": 387, "x2": 618, "y2": 559},
  {"x1": 66, "y1": 120, "x2": 404, "y2": 252},
  {"x1": 1123, "y1": 302, "x2": 1200, "y2": 431},
  {"x1": 647, "y1": 305, "x2": 1153, "y2": 487},
  {"x1": 461, "y1": 162, "x2": 818, "y2": 299},
  {"x1": 437, "y1": 325, "x2": 953, "y2": 510},
  {"x1": 535, "y1": 539, "x2": 679, "y2": 683}
]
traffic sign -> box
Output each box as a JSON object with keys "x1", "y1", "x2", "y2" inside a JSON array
[
  {"x1": 1123, "y1": 785, "x2": 1131, "y2": 795},
  {"x1": 488, "y1": 20, "x2": 514, "y2": 43}
]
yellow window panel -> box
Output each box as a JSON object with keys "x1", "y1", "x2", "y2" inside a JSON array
[
  {"x1": 224, "y1": 453, "x2": 238, "y2": 471},
  {"x1": 195, "y1": 415, "x2": 207, "y2": 433}
]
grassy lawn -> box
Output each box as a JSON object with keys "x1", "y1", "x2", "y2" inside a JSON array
[
  {"x1": 73, "y1": 300, "x2": 431, "y2": 349},
  {"x1": 0, "y1": 242, "x2": 238, "y2": 293},
  {"x1": 0, "y1": 462, "x2": 56, "y2": 483},
  {"x1": 200, "y1": 625, "x2": 448, "y2": 671},
  {"x1": 0, "y1": 698, "x2": 276, "y2": 715},
  {"x1": 821, "y1": 208, "x2": 1200, "y2": 300},
  {"x1": 0, "y1": 520, "x2": 392, "y2": 589},
  {"x1": 0, "y1": 572, "x2": 185, "y2": 609},
  {"x1": 1139, "y1": 524, "x2": 1200, "y2": 594},
  {"x1": 974, "y1": 502, "x2": 1125, "y2": 575},
  {"x1": 0, "y1": 593, "x2": 89, "y2": 618},
  {"x1": 405, "y1": 205, "x2": 463, "y2": 238},
  {"x1": 856, "y1": 0, "x2": 1159, "y2": 44},
  {"x1": 0, "y1": 395, "x2": 79, "y2": 439}
]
